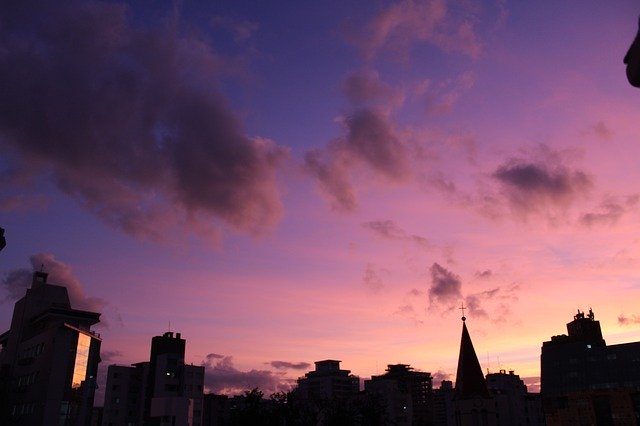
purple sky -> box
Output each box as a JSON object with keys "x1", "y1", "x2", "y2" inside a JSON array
[{"x1": 2, "y1": 0, "x2": 640, "y2": 400}]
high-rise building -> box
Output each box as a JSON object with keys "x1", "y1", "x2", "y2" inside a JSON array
[
  {"x1": 541, "y1": 309, "x2": 640, "y2": 424},
  {"x1": 0, "y1": 271, "x2": 102, "y2": 425},
  {"x1": 102, "y1": 331, "x2": 204, "y2": 426},
  {"x1": 296, "y1": 360, "x2": 360, "y2": 401},
  {"x1": 365, "y1": 363, "x2": 433, "y2": 425}
]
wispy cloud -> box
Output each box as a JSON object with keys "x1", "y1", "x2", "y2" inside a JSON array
[
  {"x1": 363, "y1": 263, "x2": 386, "y2": 293},
  {"x1": 343, "y1": 0, "x2": 481, "y2": 62},
  {"x1": 618, "y1": 314, "x2": 640, "y2": 326},
  {"x1": 362, "y1": 220, "x2": 430, "y2": 248},
  {"x1": 580, "y1": 195, "x2": 638, "y2": 227}
]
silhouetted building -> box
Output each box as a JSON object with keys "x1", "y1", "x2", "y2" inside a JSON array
[
  {"x1": 486, "y1": 369, "x2": 544, "y2": 426},
  {"x1": 0, "y1": 271, "x2": 102, "y2": 425},
  {"x1": 453, "y1": 316, "x2": 496, "y2": 426},
  {"x1": 102, "y1": 331, "x2": 204, "y2": 426},
  {"x1": 296, "y1": 360, "x2": 359, "y2": 401},
  {"x1": 202, "y1": 394, "x2": 230, "y2": 426},
  {"x1": 432, "y1": 380, "x2": 455, "y2": 425},
  {"x1": 0, "y1": 227, "x2": 5, "y2": 251},
  {"x1": 365, "y1": 363, "x2": 432, "y2": 425},
  {"x1": 541, "y1": 309, "x2": 640, "y2": 424}
]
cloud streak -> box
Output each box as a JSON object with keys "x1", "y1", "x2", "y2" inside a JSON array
[{"x1": 362, "y1": 220, "x2": 430, "y2": 248}]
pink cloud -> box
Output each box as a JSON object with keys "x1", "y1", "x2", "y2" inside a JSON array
[{"x1": 344, "y1": 0, "x2": 481, "y2": 61}]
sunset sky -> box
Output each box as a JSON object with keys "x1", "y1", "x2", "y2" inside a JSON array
[{"x1": 2, "y1": 0, "x2": 640, "y2": 401}]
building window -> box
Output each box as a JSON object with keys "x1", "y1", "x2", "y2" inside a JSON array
[{"x1": 71, "y1": 333, "x2": 91, "y2": 389}]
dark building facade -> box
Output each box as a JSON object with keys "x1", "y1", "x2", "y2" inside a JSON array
[
  {"x1": 296, "y1": 359, "x2": 360, "y2": 401},
  {"x1": 541, "y1": 309, "x2": 640, "y2": 424},
  {"x1": 0, "y1": 271, "x2": 102, "y2": 425},
  {"x1": 365, "y1": 363, "x2": 432, "y2": 425},
  {"x1": 102, "y1": 331, "x2": 204, "y2": 426},
  {"x1": 452, "y1": 317, "x2": 496, "y2": 426}
]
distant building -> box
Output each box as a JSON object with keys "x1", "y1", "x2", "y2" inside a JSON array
[
  {"x1": 432, "y1": 380, "x2": 457, "y2": 425},
  {"x1": 202, "y1": 393, "x2": 230, "y2": 426},
  {"x1": 365, "y1": 363, "x2": 432, "y2": 425},
  {"x1": 102, "y1": 331, "x2": 204, "y2": 426},
  {"x1": 541, "y1": 308, "x2": 640, "y2": 424},
  {"x1": 486, "y1": 369, "x2": 544, "y2": 426},
  {"x1": 296, "y1": 360, "x2": 359, "y2": 401},
  {"x1": 0, "y1": 271, "x2": 102, "y2": 425}
]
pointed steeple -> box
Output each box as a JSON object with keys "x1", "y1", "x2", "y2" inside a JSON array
[{"x1": 454, "y1": 317, "x2": 490, "y2": 399}]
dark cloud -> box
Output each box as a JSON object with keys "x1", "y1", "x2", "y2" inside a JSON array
[
  {"x1": 304, "y1": 148, "x2": 356, "y2": 212},
  {"x1": 0, "y1": 1, "x2": 287, "y2": 241},
  {"x1": 428, "y1": 263, "x2": 462, "y2": 308},
  {"x1": 305, "y1": 99, "x2": 411, "y2": 211},
  {"x1": 618, "y1": 314, "x2": 640, "y2": 326},
  {"x1": 2, "y1": 253, "x2": 107, "y2": 313},
  {"x1": 475, "y1": 270, "x2": 492, "y2": 279},
  {"x1": 408, "y1": 288, "x2": 423, "y2": 297},
  {"x1": 343, "y1": 109, "x2": 410, "y2": 181},
  {"x1": 269, "y1": 361, "x2": 311, "y2": 370},
  {"x1": 464, "y1": 294, "x2": 488, "y2": 318},
  {"x1": 202, "y1": 354, "x2": 294, "y2": 395},
  {"x1": 580, "y1": 195, "x2": 638, "y2": 227},
  {"x1": 395, "y1": 304, "x2": 415, "y2": 314},
  {"x1": 100, "y1": 350, "x2": 123, "y2": 363},
  {"x1": 363, "y1": 263, "x2": 385, "y2": 293},
  {"x1": 492, "y1": 148, "x2": 592, "y2": 215},
  {"x1": 362, "y1": 220, "x2": 430, "y2": 248}
]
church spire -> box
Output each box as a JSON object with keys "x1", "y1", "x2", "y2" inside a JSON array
[{"x1": 454, "y1": 316, "x2": 490, "y2": 399}]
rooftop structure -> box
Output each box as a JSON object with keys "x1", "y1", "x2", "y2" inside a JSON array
[{"x1": 0, "y1": 271, "x2": 102, "y2": 425}]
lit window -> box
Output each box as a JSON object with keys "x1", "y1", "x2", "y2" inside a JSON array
[{"x1": 71, "y1": 333, "x2": 91, "y2": 388}]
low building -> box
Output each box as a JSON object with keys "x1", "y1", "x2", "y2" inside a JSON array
[{"x1": 102, "y1": 331, "x2": 204, "y2": 426}]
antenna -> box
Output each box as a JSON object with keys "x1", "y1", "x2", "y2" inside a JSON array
[{"x1": 168, "y1": 320, "x2": 171, "y2": 332}]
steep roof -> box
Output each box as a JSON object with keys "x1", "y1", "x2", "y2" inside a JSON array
[{"x1": 454, "y1": 320, "x2": 490, "y2": 399}]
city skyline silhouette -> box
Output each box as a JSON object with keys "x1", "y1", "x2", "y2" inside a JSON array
[{"x1": 2, "y1": 1, "x2": 640, "y2": 419}]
